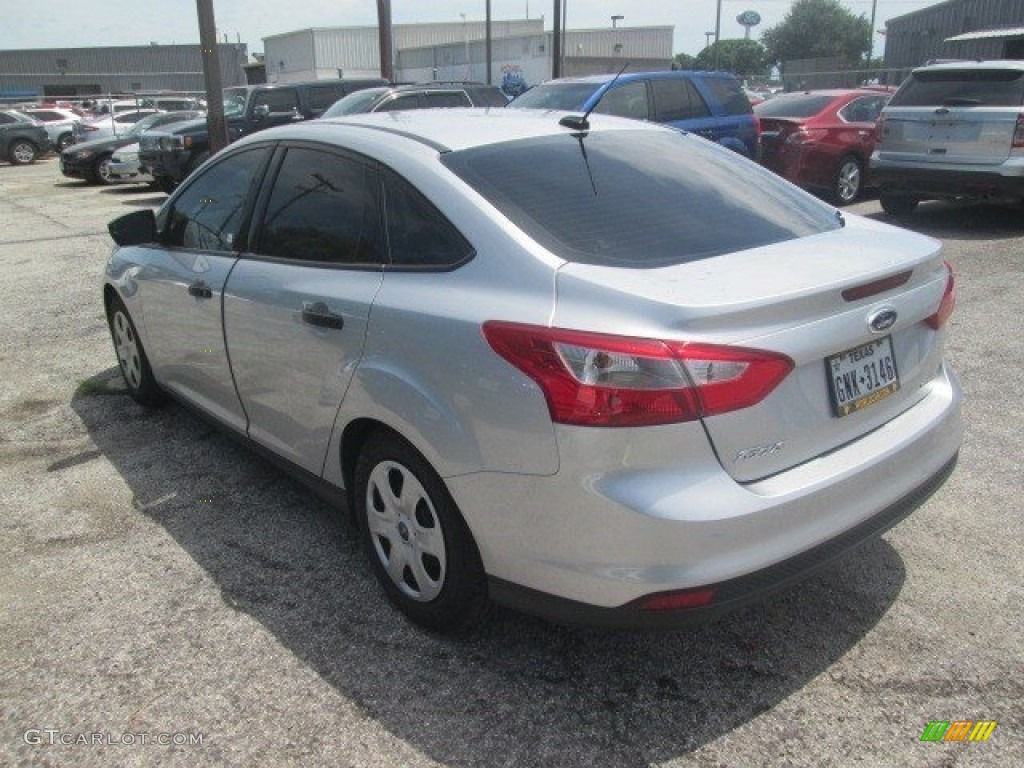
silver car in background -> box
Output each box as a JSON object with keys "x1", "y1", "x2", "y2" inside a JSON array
[{"x1": 104, "y1": 110, "x2": 962, "y2": 631}]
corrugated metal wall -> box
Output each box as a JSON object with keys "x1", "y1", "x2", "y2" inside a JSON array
[
  {"x1": 0, "y1": 44, "x2": 247, "y2": 96},
  {"x1": 884, "y1": 0, "x2": 1024, "y2": 69}
]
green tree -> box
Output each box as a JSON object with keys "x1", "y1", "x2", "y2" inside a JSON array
[
  {"x1": 694, "y1": 39, "x2": 768, "y2": 76},
  {"x1": 671, "y1": 52, "x2": 698, "y2": 71},
  {"x1": 761, "y1": 0, "x2": 871, "y2": 67}
]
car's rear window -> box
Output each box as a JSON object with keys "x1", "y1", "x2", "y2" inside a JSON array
[
  {"x1": 891, "y1": 69, "x2": 1024, "y2": 107},
  {"x1": 755, "y1": 93, "x2": 835, "y2": 118},
  {"x1": 508, "y1": 83, "x2": 599, "y2": 111},
  {"x1": 442, "y1": 129, "x2": 839, "y2": 268}
]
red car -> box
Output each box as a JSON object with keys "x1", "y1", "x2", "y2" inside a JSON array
[{"x1": 756, "y1": 88, "x2": 894, "y2": 205}]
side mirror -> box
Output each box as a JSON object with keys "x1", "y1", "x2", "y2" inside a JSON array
[
  {"x1": 252, "y1": 104, "x2": 270, "y2": 121},
  {"x1": 108, "y1": 209, "x2": 156, "y2": 246}
]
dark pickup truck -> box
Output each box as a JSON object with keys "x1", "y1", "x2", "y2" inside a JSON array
[{"x1": 139, "y1": 78, "x2": 386, "y2": 192}]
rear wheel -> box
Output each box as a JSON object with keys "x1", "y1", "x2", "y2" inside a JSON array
[
  {"x1": 879, "y1": 194, "x2": 919, "y2": 216},
  {"x1": 354, "y1": 430, "x2": 488, "y2": 632},
  {"x1": 8, "y1": 140, "x2": 38, "y2": 165},
  {"x1": 832, "y1": 155, "x2": 862, "y2": 206},
  {"x1": 107, "y1": 295, "x2": 165, "y2": 406}
]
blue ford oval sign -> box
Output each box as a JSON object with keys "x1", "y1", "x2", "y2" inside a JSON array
[
  {"x1": 737, "y1": 10, "x2": 762, "y2": 27},
  {"x1": 868, "y1": 307, "x2": 898, "y2": 334}
]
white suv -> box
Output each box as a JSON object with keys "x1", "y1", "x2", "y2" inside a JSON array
[{"x1": 870, "y1": 60, "x2": 1024, "y2": 215}]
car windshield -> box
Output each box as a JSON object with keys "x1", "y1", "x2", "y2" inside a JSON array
[
  {"x1": 892, "y1": 68, "x2": 1024, "y2": 107},
  {"x1": 222, "y1": 89, "x2": 248, "y2": 117},
  {"x1": 508, "y1": 83, "x2": 601, "y2": 111},
  {"x1": 322, "y1": 88, "x2": 390, "y2": 118},
  {"x1": 442, "y1": 129, "x2": 840, "y2": 268},
  {"x1": 755, "y1": 94, "x2": 835, "y2": 118},
  {"x1": 125, "y1": 112, "x2": 171, "y2": 136}
]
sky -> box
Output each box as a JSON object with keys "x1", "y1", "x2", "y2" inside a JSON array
[{"x1": 1, "y1": 1, "x2": 942, "y2": 57}]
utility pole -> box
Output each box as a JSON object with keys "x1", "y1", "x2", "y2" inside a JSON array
[
  {"x1": 377, "y1": 0, "x2": 394, "y2": 82},
  {"x1": 867, "y1": 0, "x2": 879, "y2": 69},
  {"x1": 713, "y1": 0, "x2": 722, "y2": 71},
  {"x1": 552, "y1": 0, "x2": 562, "y2": 78},
  {"x1": 486, "y1": 0, "x2": 492, "y2": 85},
  {"x1": 196, "y1": 0, "x2": 228, "y2": 153}
]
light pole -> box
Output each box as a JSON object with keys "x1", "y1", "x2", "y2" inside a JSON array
[{"x1": 611, "y1": 15, "x2": 623, "y2": 29}]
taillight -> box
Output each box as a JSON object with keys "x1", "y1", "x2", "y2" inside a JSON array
[
  {"x1": 1013, "y1": 113, "x2": 1024, "y2": 149},
  {"x1": 638, "y1": 587, "x2": 717, "y2": 612},
  {"x1": 926, "y1": 261, "x2": 955, "y2": 330},
  {"x1": 482, "y1": 322, "x2": 794, "y2": 427},
  {"x1": 785, "y1": 128, "x2": 827, "y2": 145}
]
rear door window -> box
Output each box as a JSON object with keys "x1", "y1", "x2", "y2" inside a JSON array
[
  {"x1": 892, "y1": 69, "x2": 1024, "y2": 107},
  {"x1": 308, "y1": 84, "x2": 346, "y2": 113},
  {"x1": 253, "y1": 89, "x2": 300, "y2": 114},
  {"x1": 651, "y1": 78, "x2": 711, "y2": 121},
  {"x1": 702, "y1": 76, "x2": 753, "y2": 115},
  {"x1": 255, "y1": 146, "x2": 384, "y2": 265},
  {"x1": 383, "y1": 171, "x2": 473, "y2": 268},
  {"x1": 376, "y1": 94, "x2": 424, "y2": 112},
  {"x1": 424, "y1": 91, "x2": 472, "y2": 108},
  {"x1": 593, "y1": 81, "x2": 650, "y2": 120}
]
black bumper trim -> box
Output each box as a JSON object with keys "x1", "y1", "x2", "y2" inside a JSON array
[
  {"x1": 488, "y1": 453, "x2": 958, "y2": 630},
  {"x1": 873, "y1": 166, "x2": 1024, "y2": 200}
]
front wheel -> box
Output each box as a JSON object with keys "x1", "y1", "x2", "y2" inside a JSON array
[
  {"x1": 56, "y1": 132, "x2": 73, "y2": 151},
  {"x1": 832, "y1": 155, "x2": 862, "y2": 206},
  {"x1": 879, "y1": 193, "x2": 919, "y2": 216},
  {"x1": 8, "y1": 140, "x2": 38, "y2": 165},
  {"x1": 354, "y1": 431, "x2": 488, "y2": 632},
  {"x1": 107, "y1": 296, "x2": 165, "y2": 406},
  {"x1": 92, "y1": 154, "x2": 114, "y2": 185}
]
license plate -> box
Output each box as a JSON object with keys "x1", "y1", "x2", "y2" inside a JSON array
[{"x1": 826, "y1": 336, "x2": 900, "y2": 417}]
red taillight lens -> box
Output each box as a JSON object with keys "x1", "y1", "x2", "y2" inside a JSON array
[
  {"x1": 1013, "y1": 113, "x2": 1024, "y2": 149},
  {"x1": 482, "y1": 322, "x2": 794, "y2": 427},
  {"x1": 785, "y1": 128, "x2": 828, "y2": 145},
  {"x1": 926, "y1": 261, "x2": 956, "y2": 330}
]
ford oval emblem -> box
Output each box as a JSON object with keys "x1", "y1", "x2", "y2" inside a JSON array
[{"x1": 868, "y1": 307, "x2": 898, "y2": 334}]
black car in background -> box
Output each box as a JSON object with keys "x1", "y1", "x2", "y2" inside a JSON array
[
  {"x1": 139, "y1": 78, "x2": 387, "y2": 192},
  {"x1": 60, "y1": 111, "x2": 204, "y2": 185},
  {"x1": 0, "y1": 110, "x2": 51, "y2": 165}
]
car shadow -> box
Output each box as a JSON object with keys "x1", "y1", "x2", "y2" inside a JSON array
[
  {"x1": 865, "y1": 200, "x2": 1024, "y2": 241},
  {"x1": 71, "y1": 368, "x2": 908, "y2": 766}
]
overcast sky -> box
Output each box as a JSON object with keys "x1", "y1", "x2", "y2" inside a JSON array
[{"x1": 2, "y1": 1, "x2": 940, "y2": 57}]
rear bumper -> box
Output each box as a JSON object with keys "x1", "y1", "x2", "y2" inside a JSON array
[
  {"x1": 871, "y1": 158, "x2": 1024, "y2": 200},
  {"x1": 447, "y1": 362, "x2": 962, "y2": 628}
]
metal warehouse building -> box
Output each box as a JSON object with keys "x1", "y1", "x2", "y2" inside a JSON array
[
  {"x1": 883, "y1": 0, "x2": 1024, "y2": 72},
  {"x1": 263, "y1": 20, "x2": 672, "y2": 90},
  {"x1": 0, "y1": 44, "x2": 248, "y2": 99}
]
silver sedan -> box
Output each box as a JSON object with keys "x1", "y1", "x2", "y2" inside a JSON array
[{"x1": 103, "y1": 109, "x2": 962, "y2": 631}]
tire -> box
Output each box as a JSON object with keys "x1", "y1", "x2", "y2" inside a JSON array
[
  {"x1": 107, "y1": 296, "x2": 165, "y2": 406},
  {"x1": 354, "y1": 430, "x2": 488, "y2": 632},
  {"x1": 8, "y1": 139, "x2": 38, "y2": 165},
  {"x1": 56, "y1": 132, "x2": 73, "y2": 151},
  {"x1": 92, "y1": 154, "x2": 114, "y2": 185},
  {"x1": 155, "y1": 176, "x2": 177, "y2": 194},
  {"x1": 879, "y1": 194, "x2": 919, "y2": 216},
  {"x1": 832, "y1": 155, "x2": 862, "y2": 206}
]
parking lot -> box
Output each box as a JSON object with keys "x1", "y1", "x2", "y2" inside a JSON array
[{"x1": 1, "y1": 156, "x2": 1020, "y2": 767}]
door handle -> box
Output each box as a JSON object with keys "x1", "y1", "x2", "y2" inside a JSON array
[
  {"x1": 188, "y1": 281, "x2": 213, "y2": 299},
  {"x1": 301, "y1": 301, "x2": 344, "y2": 330}
]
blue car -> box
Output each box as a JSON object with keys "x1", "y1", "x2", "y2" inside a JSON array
[{"x1": 509, "y1": 70, "x2": 759, "y2": 158}]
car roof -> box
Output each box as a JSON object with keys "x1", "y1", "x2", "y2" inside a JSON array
[
  {"x1": 913, "y1": 59, "x2": 1024, "y2": 73},
  {"x1": 541, "y1": 70, "x2": 733, "y2": 85},
  {"x1": 285, "y1": 107, "x2": 673, "y2": 153}
]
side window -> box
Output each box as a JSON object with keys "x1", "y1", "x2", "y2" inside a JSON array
[
  {"x1": 593, "y1": 81, "x2": 650, "y2": 120},
  {"x1": 383, "y1": 171, "x2": 473, "y2": 268},
  {"x1": 253, "y1": 89, "x2": 299, "y2": 114},
  {"x1": 308, "y1": 85, "x2": 344, "y2": 112},
  {"x1": 376, "y1": 94, "x2": 423, "y2": 112},
  {"x1": 651, "y1": 79, "x2": 711, "y2": 121},
  {"x1": 702, "y1": 77, "x2": 752, "y2": 116},
  {"x1": 0, "y1": 113, "x2": 15, "y2": 125},
  {"x1": 840, "y1": 96, "x2": 886, "y2": 123},
  {"x1": 425, "y1": 91, "x2": 472, "y2": 108},
  {"x1": 257, "y1": 147, "x2": 384, "y2": 265},
  {"x1": 164, "y1": 148, "x2": 268, "y2": 251}
]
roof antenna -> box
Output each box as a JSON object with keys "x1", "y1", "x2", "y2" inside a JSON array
[{"x1": 559, "y1": 62, "x2": 629, "y2": 132}]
